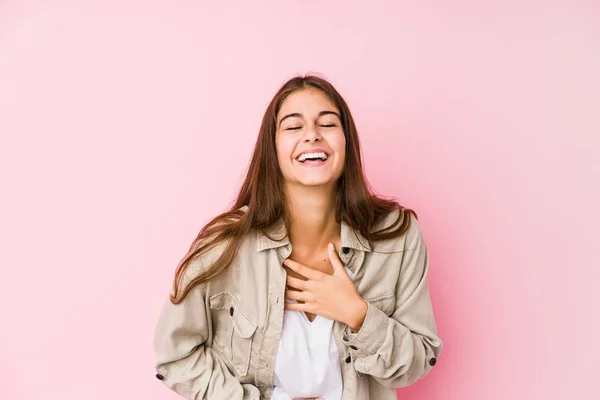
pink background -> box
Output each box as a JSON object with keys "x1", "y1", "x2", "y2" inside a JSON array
[{"x1": 1, "y1": 1, "x2": 599, "y2": 399}]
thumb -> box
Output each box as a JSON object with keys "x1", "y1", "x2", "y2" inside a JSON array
[{"x1": 328, "y1": 243, "x2": 346, "y2": 276}]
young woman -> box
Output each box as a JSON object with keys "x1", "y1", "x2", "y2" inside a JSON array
[{"x1": 153, "y1": 75, "x2": 442, "y2": 400}]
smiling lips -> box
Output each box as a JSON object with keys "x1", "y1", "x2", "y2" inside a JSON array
[
  {"x1": 295, "y1": 149, "x2": 330, "y2": 167},
  {"x1": 297, "y1": 151, "x2": 329, "y2": 162}
]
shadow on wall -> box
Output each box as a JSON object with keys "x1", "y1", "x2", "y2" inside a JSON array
[
  {"x1": 0, "y1": 349, "x2": 26, "y2": 399},
  {"x1": 372, "y1": 172, "x2": 461, "y2": 400}
]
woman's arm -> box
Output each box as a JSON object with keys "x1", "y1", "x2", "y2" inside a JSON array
[
  {"x1": 153, "y1": 258, "x2": 260, "y2": 399},
  {"x1": 341, "y1": 219, "x2": 442, "y2": 388}
]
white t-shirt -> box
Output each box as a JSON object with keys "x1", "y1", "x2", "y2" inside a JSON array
[{"x1": 271, "y1": 267, "x2": 354, "y2": 400}]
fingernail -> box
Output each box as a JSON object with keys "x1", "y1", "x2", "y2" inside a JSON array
[{"x1": 328, "y1": 243, "x2": 334, "y2": 252}]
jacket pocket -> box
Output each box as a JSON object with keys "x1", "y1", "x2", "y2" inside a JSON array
[
  {"x1": 366, "y1": 293, "x2": 396, "y2": 316},
  {"x1": 209, "y1": 291, "x2": 258, "y2": 377}
]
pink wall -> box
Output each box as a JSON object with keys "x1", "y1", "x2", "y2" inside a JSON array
[{"x1": 1, "y1": 1, "x2": 599, "y2": 399}]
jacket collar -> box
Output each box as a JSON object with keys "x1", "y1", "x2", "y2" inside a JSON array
[{"x1": 256, "y1": 215, "x2": 371, "y2": 253}]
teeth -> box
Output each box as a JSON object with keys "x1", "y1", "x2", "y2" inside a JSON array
[{"x1": 298, "y1": 152, "x2": 328, "y2": 162}]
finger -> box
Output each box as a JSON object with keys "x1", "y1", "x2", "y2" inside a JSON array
[
  {"x1": 286, "y1": 275, "x2": 310, "y2": 291},
  {"x1": 284, "y1": 302, "x2": 307, "y2": 312},
  {"x1": 285, "y1": 288, "x2": 310, "y2": 302},
  {"x1": 328, "y1": 243, "x2": 346, "y2": 275},
  {"x1": 283, "y1": 258, "x2": 323, "y2": 280}
]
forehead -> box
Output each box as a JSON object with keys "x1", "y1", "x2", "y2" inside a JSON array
[{"x1": 277, "y1": 88, "x2": 338, "y2": 117}]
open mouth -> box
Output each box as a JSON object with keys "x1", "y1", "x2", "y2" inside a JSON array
[{"x1": 296, "y1": 151, "x2": 329, "y2": 164}]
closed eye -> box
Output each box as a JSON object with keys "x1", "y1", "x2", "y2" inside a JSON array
[{"x1": 285, "y1": 124, "x2": 336, "y2": 131}]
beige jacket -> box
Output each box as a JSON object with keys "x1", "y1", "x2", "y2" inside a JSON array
[{"x1": 153, "y1": 207, "x2": 442, "y2": 400}]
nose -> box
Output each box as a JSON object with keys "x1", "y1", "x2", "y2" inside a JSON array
[{"x1": 302, "y1": 123, "x2": 322, "y2": 143}]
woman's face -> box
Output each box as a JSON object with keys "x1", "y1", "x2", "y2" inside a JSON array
[{"x1": 275, "y1": 88, "x2": 346, "y2": 188}]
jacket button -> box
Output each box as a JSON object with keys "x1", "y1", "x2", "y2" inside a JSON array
[
  {"x1": 345, "y1": 356, "x2": 351, "y2": 363},
  {"x1": 429, "y1": 358, "x2": 437, "y2": 366},
  {"x1": 155, "y1": 373, "x2": 164, "y2": 380},
  {"x1": 342, "y1": 247, "x2": 350, "y2": 254},
  {"x1": 349, "y1": 345, "x2": 358, "y2": 350},
  {"x1": 229, "y1": 307, "x2": 234, "y2": 316}
]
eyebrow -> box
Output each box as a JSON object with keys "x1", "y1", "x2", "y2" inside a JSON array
[{"x1": 278, "y1": 111, "x2": 341, "y2": 127}]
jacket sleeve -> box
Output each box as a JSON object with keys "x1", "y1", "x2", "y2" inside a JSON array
[
  {"x1": 341, "y1": 218, "x2": 442, "y2": 388},
  {"x1": 153, "y1": 258, "x2": 260, "y2": 399}
]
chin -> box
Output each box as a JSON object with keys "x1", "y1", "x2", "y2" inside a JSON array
[
  {"x1": 299, "y1": 181, "x2": 329, "y2": 187},
  {"x1": 296, "y1": 176, "x2": 338, "y2": 187}
]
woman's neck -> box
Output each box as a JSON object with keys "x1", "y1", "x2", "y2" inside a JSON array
[{"x1": 284, "y1": 184, "x2": 341, "y2": 254}]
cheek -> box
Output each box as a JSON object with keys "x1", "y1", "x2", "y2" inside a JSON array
[
  {"x1": 332, "y1": 133, "x2": 346, "y2": 160},
  {"x1": 275, "y1": 135, "x2": 294, "y2": 163}
]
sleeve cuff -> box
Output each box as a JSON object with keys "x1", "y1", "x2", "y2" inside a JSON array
[{"x1": 342, "y1": 301, "x2": 390, "y2": 357}]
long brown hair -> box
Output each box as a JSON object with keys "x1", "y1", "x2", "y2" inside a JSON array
[{"x1": 170, "y1": 74, "x2": 417, "y2": 304}]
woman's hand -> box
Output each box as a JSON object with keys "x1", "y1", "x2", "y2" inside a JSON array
[{"x1": 283, "y1": 243, "x2": 368, "y2": 332}]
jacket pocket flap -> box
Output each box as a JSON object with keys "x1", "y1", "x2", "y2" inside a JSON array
[
  {"x1": 366, "y1": 293, "x2": 396, "y2": 316},
  {"x1": 209, "y1": 291, "x2": 235, "y2": 310},
  {"x1": 209, "y1": 292, "x2": 257, "y2": 338}
]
